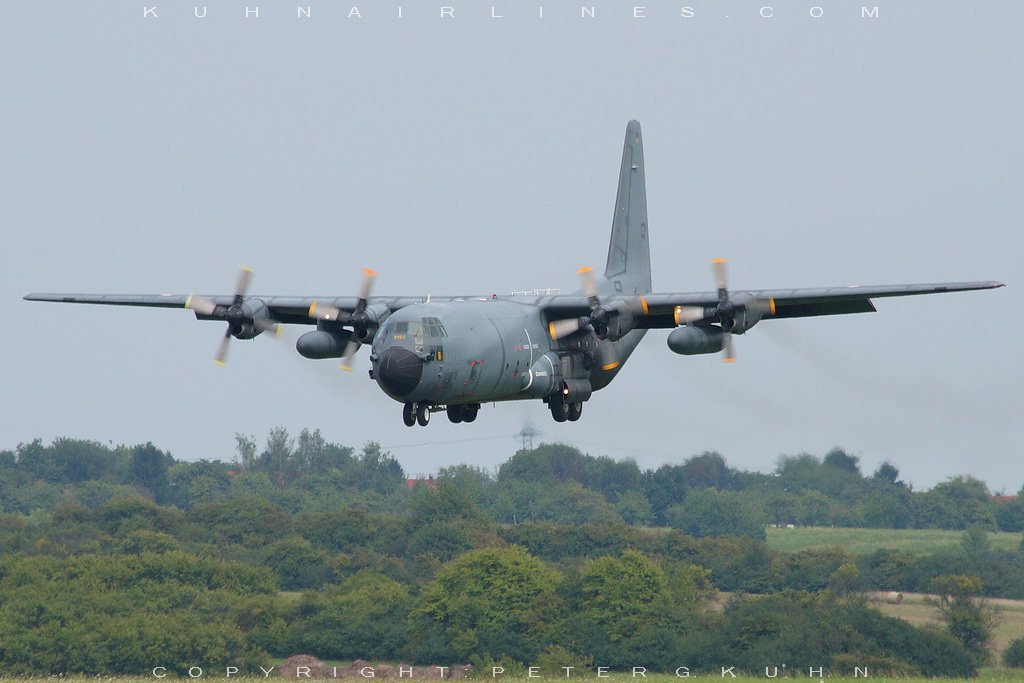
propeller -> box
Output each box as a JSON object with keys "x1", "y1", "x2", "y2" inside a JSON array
[
  {"x1": 308, "y1": 269, "x2": 378, "y2": 371},
  {"x1": 673, "y1": 259, "x2": 774, "y2": 363},
  {"x1": 185, "y1": 266, "x2": 279, "y2": 366},
  {"x1": 547, "y1": 267, "x2": 647, "y2": 371}
]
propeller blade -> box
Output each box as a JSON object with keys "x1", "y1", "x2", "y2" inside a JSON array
[
  {"x1": 549, "y1": 318, "x2": 584, "y2": 340},
  {"x1": 599, "y1": 341, "x2": 620, "y2": 371},
  {"x1": 309, "y1": 301, "x2": 343, "y2": 322},
  {"x1": 254, "y1": 318, "x2": 281, "y2": 337},
  {"x1": 214, "y1": 329, "x2": 232, "y2": 366},
  {"x1": 339, "y1": 338, "x2": 361, "y2": 371},
  {"x1": 722, "y1": 334, "x2": 736, "y2": 363},
  {"x1": 712, "y1": 258, "x2": 728, "y2": 299},
  {"x1": 674, "y1": 305, "x2": 706, "y2": 325},
  {"x1": 185, "y1": 294, "x2": 218, "y2": 316},
  {"x1": 357, "y1": 269, "x2": 377, "y2": 306},
  {"x1": 578, "y1": 266, "x2": 599, "y2": 303},
  {"x1": 234, "y1": 266, "x2": 253, "y2": 301}
]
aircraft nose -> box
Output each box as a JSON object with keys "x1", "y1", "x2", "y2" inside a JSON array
[{"x1": 375, "y1": 346, "x2": 424, "y2": 398}]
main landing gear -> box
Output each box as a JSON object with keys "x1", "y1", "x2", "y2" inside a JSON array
[
  {"x1": 548, "y1": 395, "x2": 583, "y2": 423},
  {"x1": 403, "y1": 401, "x2": 430, "y2": 427},
  {"x1": 402, "y1": 402, "x2": 480, "y2": 426}
]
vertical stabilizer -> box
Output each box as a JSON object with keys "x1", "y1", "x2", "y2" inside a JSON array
[{"x1": 604, "y1": 120, "x2": 652, "y2": 295}]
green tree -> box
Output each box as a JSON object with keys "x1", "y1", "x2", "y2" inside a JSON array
[
  {"x1": 407, "y1": 546, "x2": 562, "y2": 664},
  {"x1": 574, "y1": 550, "x2": 672, "y2": 641},
  {"x1": 919, "y1": 476, "x2": 996, "y2": 530},
  {"x1": 665, "y1": 489, "x2": 766, "y2": 540},
  {"x1": 1004, "y1": 637, "x2": 1024, "y2": 668},
  {"x1": 262, "y1": 536, "x2": 332, "y2": 590},
  {"x1": 680, "y1": 451, "x2": 734, "y2": 489},
  {"x1": 828, "y1": 563, "x2": 865, "y2": 597},
  {"x1": 960, "y1": 523, "x2": 993, "y2": 560},
  {"x1": 929, "y1": 574, "x2": 997, "y2": 665},
  {"x1": 187, "y1": 495, "x2": 292, "y2": 547},
  {"x1": 822, "y1": 447, "x2": 861, "y2": 475},
  {"x1": 292, "y1": 571, "x2": 413, "y2": 660},
  {"x1": 129, "y1": 442, "x2": 170, "y2": 503},
  {"x1": 614, "y1": 490, "x2": 655, "y2": 526},
  {"x1": 498, "y1": 443, "x2": 589, "y2": 486}
]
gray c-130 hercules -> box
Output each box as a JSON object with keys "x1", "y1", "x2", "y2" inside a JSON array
[{"x1": 26, "y1": 121, "x2": 1004, "y2": 427}]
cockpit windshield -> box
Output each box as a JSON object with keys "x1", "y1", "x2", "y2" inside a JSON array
[{"x1": 392, "y1": 317, "x2": 448, "y2": 338}]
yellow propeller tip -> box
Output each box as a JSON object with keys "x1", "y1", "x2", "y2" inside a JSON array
[
  {"x1": 363, "y1": 269, "x2": 378, "y2": 277},
  {"x1": 241, "y1": 265, "x2": 254, "y2": 272},
  {"x1": 213, "y1": 360, "x2": 226, "y2": 367},
  {"x1": 577, "y1": 266, "x2": 593, "y2": 274},
  {"x1": 340, "y1": 365, "x2": 353, "y2": 372},
  {"x1": 712, "y1": 258, "x2": 727, "y2": 264},
  {"x1": 723, "y1": 358, "x2": 736, "y2": 364},
  {"x1": 602, "y1": 362, "x2": 620, "y2": 371}
]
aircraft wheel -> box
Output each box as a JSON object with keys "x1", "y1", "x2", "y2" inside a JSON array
[
  {"x1": 463, "y1": 404, "x2": 479, "y2": 423},
  {"x1": 447, "y1": 405, "x2": 464, "y2": 423},
  {"x1": 416, "y1": 401, "x2": 431, "y2": 426},
  {"x1": 567, "y1": 401, "x2": 583, "y2": 422},
  {"x1": 403, "y1": 403, "x2": 416, "y2": 427},
  {"x1": 550, "y1": 397, "x2": 568, "y2": 423}
]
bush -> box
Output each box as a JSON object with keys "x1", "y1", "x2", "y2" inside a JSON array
[{"x1": 1004, "y1": 637, "x2": 1024, "y2": 668}]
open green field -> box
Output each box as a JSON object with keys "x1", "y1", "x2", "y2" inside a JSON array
[{"x1": 764, "y1": 527, "x2": 1024, "y2": 555}]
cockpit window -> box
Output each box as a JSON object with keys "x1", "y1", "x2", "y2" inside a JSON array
[
  {"x1": 393, "y1": 321, "x2": 423, "y2": 336},
  {"x1": 393, "y1": 317, "x2": 447, "y2": 338},
  {"x1": 423, "y1": 317, "x2": 448, "y2": 338}
]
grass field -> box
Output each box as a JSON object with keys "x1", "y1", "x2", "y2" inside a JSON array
[
  {"x1": 867, "y1": 591, "x2": 1024, "y2": 664},
  {"x1": 9, "y1": 673, "x2": 1024, "y2": 681},
  {"x1": 764, "y1": 526, "x2": 1024, "y2": 555}
]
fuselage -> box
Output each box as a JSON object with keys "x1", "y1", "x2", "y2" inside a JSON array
[{"x1": 368, "y1": 299, "x2": 646, "y2": 407}]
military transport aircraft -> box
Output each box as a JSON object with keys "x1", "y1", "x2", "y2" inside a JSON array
[{"x1": 25, "y1": 121, "x2": 1003, "y2": 427}]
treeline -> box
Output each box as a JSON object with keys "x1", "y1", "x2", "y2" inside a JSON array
[
  {"x1": 0, "y1": 544, "x2": 980, "y2": 677},
  {"x1": 1, "y1": 432, "x2": 1023, "y2": 675},
  {"x1": 5, "y1": 435, "x2": 1024, "y2": 533}
]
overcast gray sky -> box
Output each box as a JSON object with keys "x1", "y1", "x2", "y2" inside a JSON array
[{"x1": 2, "y1": 1, "x2": 1020, "y2": 492}]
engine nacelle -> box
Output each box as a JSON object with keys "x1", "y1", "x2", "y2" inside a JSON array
[
  {"x1": 232, "y1": 300, "x2": 272, "y2": 339},
  {"x1": 296, "y1": 329, "x2": 354, "y2": 359},
  {"x1": 603, "y1": 304, "x2": 639, "y2": 341},
  {"x1": 667, "y1": 325, "x2": 727, "y2": 355}
]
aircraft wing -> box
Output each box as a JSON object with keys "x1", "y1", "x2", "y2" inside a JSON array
[
  {"x1": 633, "y1": 280, "x2": 1005, "y2": 328},
  {"x1": 21, "y1": 292, "x2": 440, "y2": 325},
  {"x1": 25, "y1": 281, "x2": 1005, "y2": 328}
]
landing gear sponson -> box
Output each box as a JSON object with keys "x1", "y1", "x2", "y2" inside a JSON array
[{"x1": 402, "y1": 402, "x2": 480, "y2": 427}]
